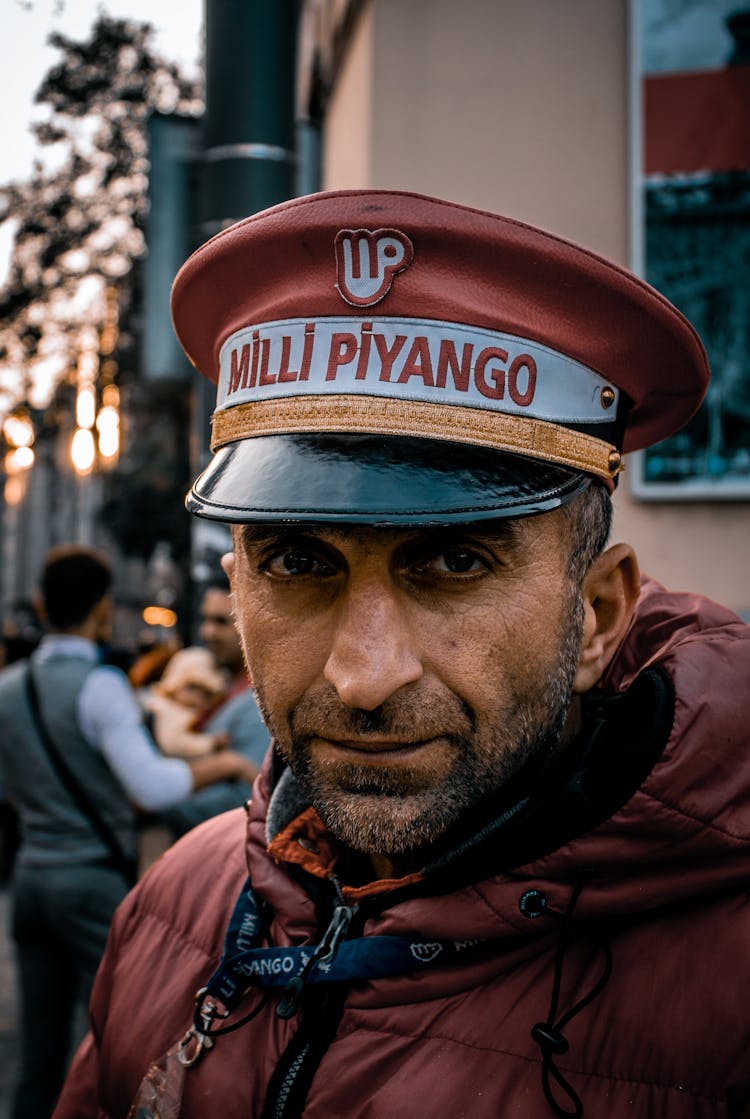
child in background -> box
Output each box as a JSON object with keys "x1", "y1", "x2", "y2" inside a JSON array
[{"x1": 145, "y1": 646, "x2": 230, "y2": 757}]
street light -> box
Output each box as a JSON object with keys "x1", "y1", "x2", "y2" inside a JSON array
[
  {"x1": 96, "y1": 384, "x2": 120, "y2": 462},
  {"x1": 1, "y1": 405, "x2": 36, "y2": 506},
  {"x1": 5, "y1": 446, "x2": 35, "y2": 473},
  {"x1": 70, "y1": 426, "x2": 96, "y2": 475},
  {"x1": 76, "y1": 384, "x2": 97, "y2": 430},
  {"x1": 2, "y1": 409, "x2": 35, "y2": 449}
]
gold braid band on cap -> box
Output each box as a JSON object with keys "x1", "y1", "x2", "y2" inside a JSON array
[{"x1": 211, "y1": 396, "x2": 622, "y2": 482}]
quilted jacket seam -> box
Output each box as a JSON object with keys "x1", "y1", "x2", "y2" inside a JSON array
[
  {"x1": 337, "y1": 1019, "x2": 729, "y2": 1101},
  {"x1": 638, "y1": 786, "x2": 748, "y2": 842}
]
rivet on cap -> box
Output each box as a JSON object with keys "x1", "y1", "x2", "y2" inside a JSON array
[
  {"x1": 608, "y1": 450, "x2": 622, "y2": 474},
  {"x1": 600, "y1": 387, "x2": 616, "y2": 409}
]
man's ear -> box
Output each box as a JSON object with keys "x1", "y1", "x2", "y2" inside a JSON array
[
  {"x1": 221, "y1": 550, "x2": 235, "y2": 581},
  {"x1": 573, "y1": 543, "x2": 641, "y2": 694}
]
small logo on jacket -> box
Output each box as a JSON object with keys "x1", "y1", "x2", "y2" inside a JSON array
[
  {"x1": 410, "y1": 942, "x2": 443, "y2": 964},
  {"x1": 335, "y1": 228, "x2": 413, "y2": 307}
]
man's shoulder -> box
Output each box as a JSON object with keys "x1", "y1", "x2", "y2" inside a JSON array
[
  {"x1": 124, "y1": 808, "x2": 249, "y2": 948},
  {"x1": 142, "y1": 807, "x2": 247, "y2": 884},
  {"x1": 0, "y1": 659, "x2": 33, "y2": 712},
  {"x1": 0, "y1": 658, "x2": 29, "y2": 690},
  {"x1": 84, "y1": 808, "x2": 251, "y2": 1098},
  {"x1": 601, "y1": 576, "x2": 750, "y2": 843},
  {"x1": 606, "y1": 575, "x2": 749, "y2": 692}
]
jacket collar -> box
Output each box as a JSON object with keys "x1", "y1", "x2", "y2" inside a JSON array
[{"x1": 260, "y1": 669, "x2": 674, "y2": 905}]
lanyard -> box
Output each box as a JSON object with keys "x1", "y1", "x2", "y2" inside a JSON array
[
  {"x1": 178, "y1": 875, "x2": 490, "y2": 1064},
  {"x1": 204, "y1": 876, "x2": 485, "y2": 1005},
  {"x1": 130, "y1": 877, "x2": 492, "y2": 1114}
]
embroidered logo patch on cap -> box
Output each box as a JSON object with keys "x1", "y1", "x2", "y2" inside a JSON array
[{"x1": 335, "y1": 228, "x2": 414, "y2": 307}]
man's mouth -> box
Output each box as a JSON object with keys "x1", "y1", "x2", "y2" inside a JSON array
[{"x1": 312, "y1": 735, "x2": 445, "y2": 763}]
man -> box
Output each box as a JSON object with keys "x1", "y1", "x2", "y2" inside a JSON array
[
  {"x1": 161, "y1": 571, "x2": 269, "y2": 835},
  {"x1": 0, "y1": 544, "x2": 257, "y2": 1119},
  {"x1": 54, "y1": 192, "x2": 749, "y2": 1118}
]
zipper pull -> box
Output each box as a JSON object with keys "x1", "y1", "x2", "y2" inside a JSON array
[
  {"x1": 316, "y1": 903, "x2": 356, "y2": 967},
  {"x1": 276, "y1": 975, "x2": 305, "y2": 1019},
  {"x1": 276, "y1": 897, "x2": 358, "y2": 1019}
]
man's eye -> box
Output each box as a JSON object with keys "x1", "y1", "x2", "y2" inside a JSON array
[
  {"x1": 264, "y1": 549, "x2": 334, "y2": 577},
  {"x1": 415, "y1": 548, "x2": 485, "y2": 576},
  {"x1": 438, "y1": 549, "x2": 483, "y2": 573}
]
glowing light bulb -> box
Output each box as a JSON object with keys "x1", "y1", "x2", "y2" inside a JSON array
[
  {"x1": 96, "y1": 405, "x2": 120, "y2": 459},
  {"x1": 76, "y1": 385, "x2": 96, "y2": 429},
  {"x1": 4, "y1": 475, "x2": 26, "y2": 507},
  {"x1": 2, "y1": 412, "x2": 35, "y2": 448},
  {"x1": 71, "y1": 427, "x2": 95, "y2": 474},
  {"x1": 142, "y1": 606, "x2": 178, "y2": 628},
  {"x1": 102, "y1": 384, "x2": 120, "y2": 408},
  {"x1": 4, "y1": 446, "x2": 34, "y2": 474}
]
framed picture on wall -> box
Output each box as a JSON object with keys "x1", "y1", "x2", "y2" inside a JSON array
[{"x1": 630, "y1": 0, "x2": 750, "y2": 500}]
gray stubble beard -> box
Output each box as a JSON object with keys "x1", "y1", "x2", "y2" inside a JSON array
[{"x1": 270, "y1": 590, "x2": 586, "y2": 859}]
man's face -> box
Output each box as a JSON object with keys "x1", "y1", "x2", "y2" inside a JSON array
[
  {"x1": 200, "y1": 588, "x2": 244, "y2": 675},
  {"x1": 229, "y1": 513, "x2": 585, "y2": 860}
]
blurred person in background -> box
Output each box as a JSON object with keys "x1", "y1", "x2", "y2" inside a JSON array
[
  {"x1": 0, "y1": 544, "x2": 257, "y2": 1119},
  {"x1": 144, "y1": 645, "x2": 230, "y2": 758},
  {"x1": 0, "y1": 603, "x2": 42, "y2": 881},
  {"x1": 160, "y1": 569, "x2": 269, "y2": 837},
  {"x1": 127, "y1": 637, "x2": 182, "y2": 694}
]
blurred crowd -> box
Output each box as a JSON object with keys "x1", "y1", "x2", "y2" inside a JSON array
[
  {"x1": 0, "y1": 545, "x2": 269, "y2": 1119},
  {"x1": 0, "y1": 574, "x2": 269, "y2": 882}
]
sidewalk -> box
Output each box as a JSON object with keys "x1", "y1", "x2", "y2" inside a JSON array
[{"x1": 0, "y1": 887, "x2": 19, "y2": 1119}]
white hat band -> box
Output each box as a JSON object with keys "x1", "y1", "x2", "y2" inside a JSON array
[{"x1": 216, "y1": 316, "x2": 620, "y2": 427}]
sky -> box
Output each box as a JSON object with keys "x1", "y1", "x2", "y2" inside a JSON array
[
  {"x1": 0, "y1": 0, "x2": 203, "y2": 275},
  {"x1": 2, "y1": 0, "x2": 203, "y2": 183}
]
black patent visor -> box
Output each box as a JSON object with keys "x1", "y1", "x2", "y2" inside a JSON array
[{"x1": 186, "y1": 433, "x2": 592, "y2": 525}]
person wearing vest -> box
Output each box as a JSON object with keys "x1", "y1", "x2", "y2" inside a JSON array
[
  {"x1": 53, "y1": 193, "x2": 749, "y2": 1117},
  {"x1": 0, "y1": 545, "x2": 258, "y2": 1119}
]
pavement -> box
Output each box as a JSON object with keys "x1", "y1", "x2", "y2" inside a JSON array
[{"x1": 0, "y1": 887, "x2": 19, "y2": 1119}]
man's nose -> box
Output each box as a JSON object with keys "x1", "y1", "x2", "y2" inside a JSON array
[{"x1": 323, "y1": 582, "x2": 423, "y2": 710}]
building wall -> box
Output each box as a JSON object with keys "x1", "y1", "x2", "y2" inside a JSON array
[
  {"x1": 322, "y1": 2, "x2": 374, "y2": 186},
  {"x1": 315, "y1": 0, "x2": 749, "y2": 614}
]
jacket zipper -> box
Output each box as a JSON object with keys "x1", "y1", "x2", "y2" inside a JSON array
[
  {"x1": 261, "y1": 884, "x2": 354, "y2": 1119},
  {"x1": 271, "y1": 1043, "x2": 311, "y2": 1119}
]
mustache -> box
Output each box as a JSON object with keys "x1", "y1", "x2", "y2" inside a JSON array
[{"x1": 288, "y1": 685, "x2": 475, "y2": 742}]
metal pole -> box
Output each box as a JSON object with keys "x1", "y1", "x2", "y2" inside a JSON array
[
  {"x1": 190, "y1": 1, "x2": 300, "y2": 603},
  {"x1": 199, "y1": 0, "x2": 299, "y2": 241},
  {"x1": 195, "y1": 0, "x2": 300, "y2": 458}
]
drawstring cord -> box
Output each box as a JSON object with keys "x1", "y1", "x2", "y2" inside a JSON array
[{"x1": 530, "y1": 881, "x2": 614, "y2": 1118}]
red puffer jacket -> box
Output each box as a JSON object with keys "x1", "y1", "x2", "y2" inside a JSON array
[{"x1": 54, "y1": 579, "x2": 750, "y2": 1119}]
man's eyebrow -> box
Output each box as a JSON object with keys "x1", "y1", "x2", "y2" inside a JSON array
[
  {"x1": 407, "y1": 519, "x2": 526, "y2": 549},
  {"x1": 237, "y1": 524, "x2": 328, "y2": 550},
  {"x1": 237, "y1": 520, "x2": 528, "y2": 551}
]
